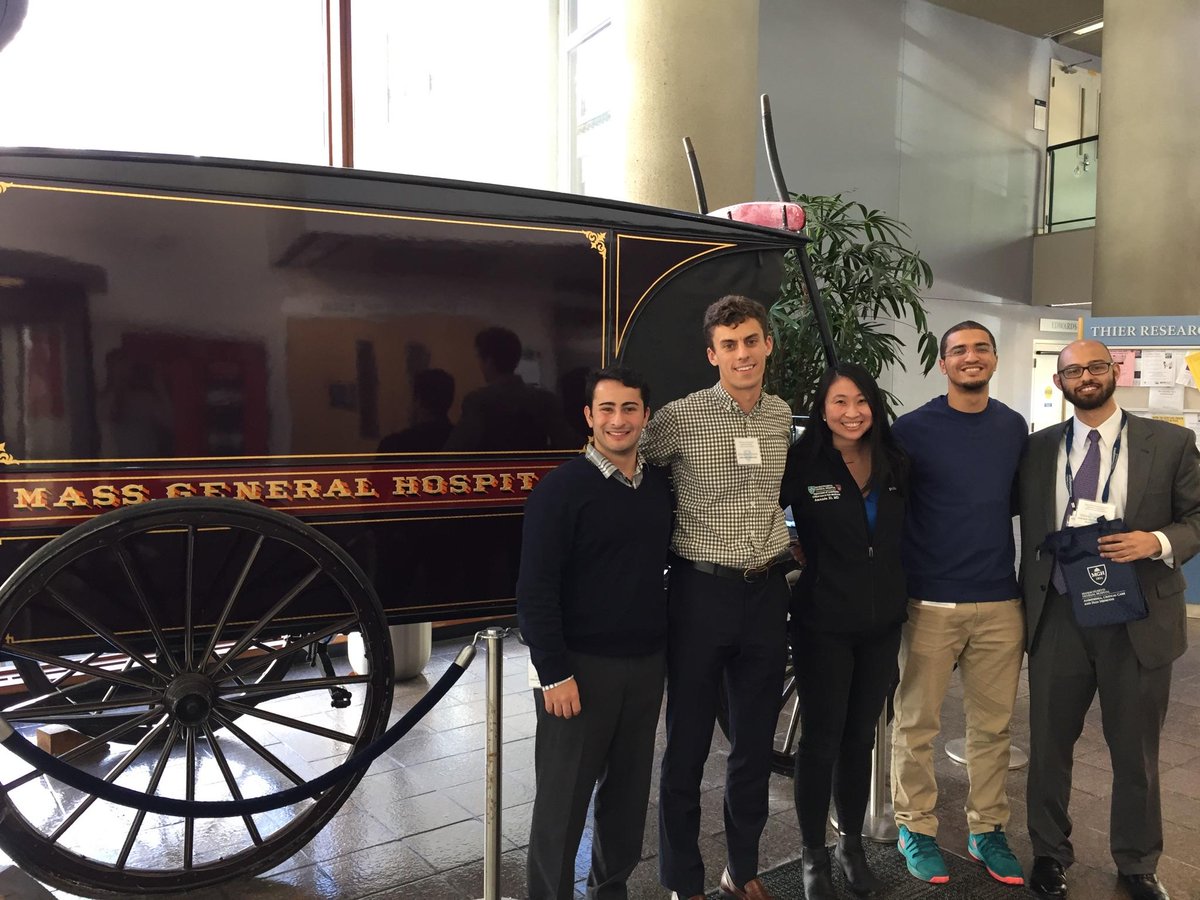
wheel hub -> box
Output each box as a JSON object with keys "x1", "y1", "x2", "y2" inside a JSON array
[{"x1": 164, "y1": 673, "x2": 215, "y2": 726}]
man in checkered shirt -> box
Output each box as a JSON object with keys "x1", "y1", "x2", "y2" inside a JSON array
[{"x1": 641, "y1": 295, "x2": 793, "y2": 900}]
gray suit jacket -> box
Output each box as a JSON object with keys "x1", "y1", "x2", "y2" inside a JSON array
[{"x1": 1018, "y1": 412, "x2": 1200, "y2": 669}]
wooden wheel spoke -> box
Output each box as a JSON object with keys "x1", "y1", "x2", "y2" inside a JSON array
[
  {"x1": 209, "y1": 711, "x2": 308, "y2": 789},
  {"x1": 2, "y1": 707, "x2": 164, "y2": 793},
  {"x1": 183, "y1": 728, "x2": 196, "y2": 871},
  {"x1": 49, "y1": 652, "x2": 101, "y2": 688},
  {"x1": 219, "y1": 674, "x2": 369, "y2": 701},
  {"x1": 101, "y1": 656, "x2": 138, "y2": 704},
  {"x1": 113, "y1": 542, "x2": 181, "y2": 676},
  {"x1": 200, "y1": 722, "x2": 264, "y2": 846},
  {"x1": 116, "y1": 720, "x2": 182, "y2": 869},
  {"x1": 4, "y1": 645, "x2": 158, "y2": 692},
  {"x1": 205, "y1": 567, "x2": 321, "y2": 680},
  {"x1": 216, "y1": 699, "x2": 358, "y2": 744},
  {"x1": 4, "y1": 692, "x2": 161, "y2": 722},
  {"x1": 217, "y1": 616, "x2": 357, "y2": 684},
  {"x1": 49, "y1": 713, "x2": 172, "y2": 842},
  {"x1": 198, "y1": 534, "x2": 264, "y2": 671},
  {"x1": 43, "y1": 586, "x2": 168, "y2": 681},
  {"x1": 184, "y1": 526, "x2": 196, "y2": 670}
]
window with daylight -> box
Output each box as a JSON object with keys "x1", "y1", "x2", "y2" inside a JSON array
[
  {"x1": 561, "y1": 0, "x2": 617, "y2": 198},
  {"x1": 0, "y1": 0, "x2": 329, "y2": 165}
]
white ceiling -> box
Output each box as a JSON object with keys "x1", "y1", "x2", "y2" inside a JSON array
[{"x1": 923, "y1": 0, "x2": 1104, "y2": 55}]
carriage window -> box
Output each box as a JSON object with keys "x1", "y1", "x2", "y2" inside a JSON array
[{"x1": 0, "y1": 182, "x2": 603, "y2": 460}]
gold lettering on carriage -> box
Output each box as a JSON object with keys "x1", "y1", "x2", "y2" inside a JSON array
[{"x1": 7, "y1": 467, "x2": 545, "y2": 514}]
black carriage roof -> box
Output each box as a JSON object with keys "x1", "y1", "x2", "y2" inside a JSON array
[{"x1": 0, "y1": 146, "x2": 808, "y2": 249}]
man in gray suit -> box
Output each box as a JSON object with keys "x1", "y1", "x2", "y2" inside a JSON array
[{"x1": 1018, "y1": 339, "x2": 1200, "y2": 900}]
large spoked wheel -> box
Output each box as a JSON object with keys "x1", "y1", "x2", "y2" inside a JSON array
[
  {"x1": 716, "y1": 651, "x2": 799, "y2": 778},
  {"x1": 0, "y1": 499, "x2": 393, "y2": 896}
]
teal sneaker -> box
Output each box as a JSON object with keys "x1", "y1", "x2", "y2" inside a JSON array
[
  {"x1": 897, "y1": 824, "x2": 950, "y2": 883},
  {"x1": 968, "y1": 826, "x2": 1025, "y2": 885}
]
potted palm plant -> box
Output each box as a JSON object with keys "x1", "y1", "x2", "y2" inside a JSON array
[{"x1": 768, "y1": 193, "x2": 938, "y2": 416}]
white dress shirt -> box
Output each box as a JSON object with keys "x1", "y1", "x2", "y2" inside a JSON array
[{"x1": 1053, "y1": 406, "x2": 1173, "y2": 566}]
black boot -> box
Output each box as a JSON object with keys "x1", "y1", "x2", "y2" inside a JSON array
[
  {"x1": 834, "y1": 834, "x2": 885, "y2": 896},
  {"x1": 801, "y1": 846, "x2": 837, "y2": 900}
]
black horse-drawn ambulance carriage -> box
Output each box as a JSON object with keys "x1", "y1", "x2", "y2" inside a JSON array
[{"x1": 0, "y1": 148, "x2": 820, "y2": 895}]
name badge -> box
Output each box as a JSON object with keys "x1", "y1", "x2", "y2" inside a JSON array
[
  {"x1": 734, "y1": 437, "x2": 762, "y2": 465},
  {"x1": 1068, "y1": 498, "x2": 1117, "y2": 527}
]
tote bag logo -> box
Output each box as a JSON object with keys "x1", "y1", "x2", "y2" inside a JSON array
[{"x1": 1087, "y1": 564, "x2": 1108, "y2": 586}]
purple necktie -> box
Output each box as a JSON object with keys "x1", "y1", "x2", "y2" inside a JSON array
[{"x1": 1051, "y1": 429, "x2": 1101, "y2": 593}]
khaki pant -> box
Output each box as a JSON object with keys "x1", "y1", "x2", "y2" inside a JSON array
[{"x1": 891, "y1": 598, "x2": 1024, "y2": 837}]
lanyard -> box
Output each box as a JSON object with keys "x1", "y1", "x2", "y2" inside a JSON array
[{"x1": 1063, "y1": 412, "x2": 1126, "y2": 506}]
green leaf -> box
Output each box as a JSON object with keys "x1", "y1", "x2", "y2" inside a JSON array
[{"x1": 769, "y1": 192, "x2": 937, "y2": 418}]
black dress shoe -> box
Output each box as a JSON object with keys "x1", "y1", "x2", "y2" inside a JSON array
[
  {"x1": 1030, "y1": 856, "x2": 1068, "y2": 898},
  {"x1": 1118, "y1": 873, "x2": 1170, "y2": 900}
]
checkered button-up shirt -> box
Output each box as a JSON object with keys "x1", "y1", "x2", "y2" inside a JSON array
[{"x1": 641, "y1": 383, "x2": 792, "y2": 568}]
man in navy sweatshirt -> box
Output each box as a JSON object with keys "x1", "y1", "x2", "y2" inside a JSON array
[
  {"x1": 518, "y1": 365, "x2": 673, "y2": 900},
  {"x1": 890, "y1": 321, "x2": 1029, "y2": 888}
]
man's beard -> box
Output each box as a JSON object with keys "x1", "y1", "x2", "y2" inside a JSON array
[
  {"x1": 1065, "y1": 377, "x2": 1116, "y2": 410},
  {"x1": 956, "y1": 377, "x2": 989, "y2": 393}
]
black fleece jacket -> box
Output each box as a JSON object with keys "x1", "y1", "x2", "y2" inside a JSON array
[{"x1": 779, "y1": 445, "x2": 908, "y2": 633}]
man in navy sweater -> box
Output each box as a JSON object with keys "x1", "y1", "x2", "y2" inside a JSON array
[
  {"x1": 890, "y1": 321, "x2": 1029, "y2": 887},
  {"x1": 518, "y1": 366, "x2": 673, "y2": 900}
]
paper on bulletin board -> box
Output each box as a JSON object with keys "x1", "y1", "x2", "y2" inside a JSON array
[
  {"x1": 1175, "y1": 360, "x2": 1196, "y2": 388},
  {"x1": 1150, "y1": 385, "x2": 1187, "y2": 411},
  {"x1": 1152, "y1": 414, "x2": 1187, "y2": 427},
  {"x1": 1112, "y1": 349, "x2": 1137, "y2": 386},
  {"x1": 1139, "y1": 351, "x2": 1178, "y2": 387},
  {"x1": 1188, "y1": 351, "x2": 1200, "y2": 388}
]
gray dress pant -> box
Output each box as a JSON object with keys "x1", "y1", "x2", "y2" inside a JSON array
[
  {"x1": 1027, "y1": 589, "x2": 1172, "y2": 874},
  {"x1": 527, "y1": 650, "x2": 666, "y2": 900}
]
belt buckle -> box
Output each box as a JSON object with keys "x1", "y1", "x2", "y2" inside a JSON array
[{"x1": 743, "y1": 563, "x2": 767, "y2": 582}]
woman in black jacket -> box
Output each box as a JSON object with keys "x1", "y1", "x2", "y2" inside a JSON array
[{"x1": 780, "y1": 363, "x2": 909, "y2": 900}]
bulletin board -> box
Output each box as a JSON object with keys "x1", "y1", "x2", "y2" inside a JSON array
[
  {"x1": 1082, "y1": 317, "x2": 1200, "y2": 449},
  {"x1": 1082, "y1": 316, "x2": 1200, "y2": 606}
]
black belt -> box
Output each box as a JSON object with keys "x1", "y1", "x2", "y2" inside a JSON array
[{"x1": 671, "y1": 554, "x2": 792, "y2": 583}]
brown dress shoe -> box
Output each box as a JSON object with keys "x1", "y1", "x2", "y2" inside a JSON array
[{"x1": 720, "y1": 866, "x2": 775, "y2": 900}]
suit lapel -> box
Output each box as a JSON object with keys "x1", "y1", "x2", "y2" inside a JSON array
[
  {"x1": 1038, "y1": 423, "x2": 1069, "y2": 537},
  {"x1": 1123, "y1": 413, "x2": 1154, "y2": 526}
]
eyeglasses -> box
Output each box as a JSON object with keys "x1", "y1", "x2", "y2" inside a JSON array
[
  {"x1": 1058, "y1": 361, "x2": 1115, "y2": 379},
  {"x1": 944, "y1": 344, "x2": 995, "y2": 358}
]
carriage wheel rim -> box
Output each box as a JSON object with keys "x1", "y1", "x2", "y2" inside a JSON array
[{"x1": 0, "y1": 499, "x2": 393, "y2": 896}]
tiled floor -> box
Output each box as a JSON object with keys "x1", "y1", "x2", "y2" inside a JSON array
[{"x1": 14, "y1": 618, "x2": 1200, "y2": 898}]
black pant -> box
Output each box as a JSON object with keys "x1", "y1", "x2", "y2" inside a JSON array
[
  {"x1": 527, "y1": 650, "x2": 666, "y2": 900},
  {"x1": 1027, "y1": 590, "x2": 1172, "y2": 875},
  {"x1": 658, "y1": 565, "x2": 789, "y2": 896},
  {"x1": 791, "y1": 622, "x2": 901, "y2": 846}
]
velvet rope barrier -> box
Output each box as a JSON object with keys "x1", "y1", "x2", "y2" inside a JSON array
[{"x1": 0, "y1": 643, "x2": 476, "y2": 818}]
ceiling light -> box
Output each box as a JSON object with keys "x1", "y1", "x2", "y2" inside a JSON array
[{"x1": 1073, "y1": 21, "x2": 1104, "y2": 35}]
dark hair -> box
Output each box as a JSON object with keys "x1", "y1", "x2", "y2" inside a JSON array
[
  {"x1": 412, "y1": 368, "x2": 455, "y2": 415},
  {"x1": 796, "y1": 363, "x2": 906, "y2": 494},
  {"x1": 475, "y1": 326, "x2": 523, "y2": 373},
  {"x1": 939, "y1": 320, "x2": 996, "y2": 359},
  {"x1": 584, "y1": 365, "x2": 650, "y2": 408},
  {"x1": 702, "y1": 295, "x2": 771, "y2": 347}
]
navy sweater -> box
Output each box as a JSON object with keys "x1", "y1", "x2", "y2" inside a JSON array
[
  {"x1": 892, "y1": 396, "x2": 1027, "y2": 603},
  {"x1": 516, "y1": 455, "x2": 673, "y2": 685}
]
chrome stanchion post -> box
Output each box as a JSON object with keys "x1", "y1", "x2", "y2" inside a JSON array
[
  {"x1": 945, "y1": 738, "x2": 1027, "y2": 769},
  {"x1": 861, "y1": 706, "x2": 897, "y2": 842},
  {"x1": 475, "y1": 627, "x2": 516, "y2": 900}
]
